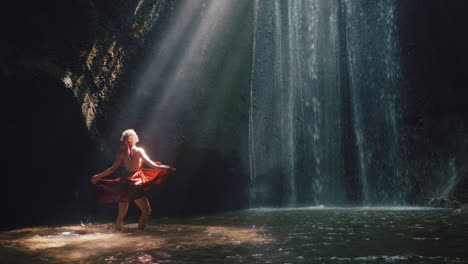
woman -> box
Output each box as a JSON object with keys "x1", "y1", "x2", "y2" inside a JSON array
[{"x1": 91, "y1": 129, "x2": 176, "y2": 231}]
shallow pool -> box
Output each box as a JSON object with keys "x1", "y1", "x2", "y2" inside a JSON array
[{"x1": 1, "y1": 207, "x2": 467, "y2": 263}]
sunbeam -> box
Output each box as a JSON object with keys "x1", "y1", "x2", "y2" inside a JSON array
[{"x1": 104, "y1": 0, "x2": 252, "y2": 169}]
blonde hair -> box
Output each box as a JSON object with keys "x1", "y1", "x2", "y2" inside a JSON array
[{"x1": 120, "y1": 129, "x2": 139, "y2": 143}]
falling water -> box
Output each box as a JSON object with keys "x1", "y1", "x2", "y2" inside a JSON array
[
  {"x1": 343, "y1": 0, "x2": 406, "y2": 204},
  {"x1": 248, "y1": 0, "x2": 421, "y2": 207},
  {"x1": 440, "y1": 157, "x2": 459, "y2": 198},
  {"x1": 249, "y1": 0, "x2": 346, "y2": 206}
]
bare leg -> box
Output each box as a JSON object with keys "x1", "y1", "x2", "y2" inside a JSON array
[
  {"x1": 134, "y1": 197, "x2": 152, "y2": 230},
  {"x1": 115, "y1": 201, "x2": 129, "y2": 231}
]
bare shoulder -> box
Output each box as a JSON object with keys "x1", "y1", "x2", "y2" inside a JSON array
[
  {"x1": 135, "y1": 146, "x2": 147, "y2": 155},
  {"x1": 135, "y1": 146, "x2": 152, "y2": 160}
]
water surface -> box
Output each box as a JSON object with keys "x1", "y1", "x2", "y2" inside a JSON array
[{"x1": 1, "y1": 207, "x2": 467, "y2": 263}]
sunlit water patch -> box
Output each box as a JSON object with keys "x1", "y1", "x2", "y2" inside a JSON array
[{"x1": 1, "y1": 207, "x2": 467, "y2": 263}]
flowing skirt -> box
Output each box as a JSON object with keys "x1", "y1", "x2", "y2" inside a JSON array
[{"x1": 96, "y1": 168, "x2": 170, "y2": 204}]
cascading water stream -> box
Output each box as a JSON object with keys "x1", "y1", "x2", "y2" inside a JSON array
[
  {"x1": 343, "y1": 0, "x2": 406, "y2": 204},
  {"x1": 249, "y1": 0, "x2": 462, "y2": 207},
  {"x1": 249, "y1": 0, "x2": 345, "y2": 206}
]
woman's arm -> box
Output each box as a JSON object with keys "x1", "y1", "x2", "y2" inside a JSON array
[
  {"x1": 138, "y1": 147, "x2": 176, "y2": 171},
  {"x1": 91, "y1": 155, "x2": 124, "y2": 183}
]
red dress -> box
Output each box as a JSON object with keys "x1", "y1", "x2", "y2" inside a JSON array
[{"x1": 96, "y1": 168, "x2": 170, "y2": 204}]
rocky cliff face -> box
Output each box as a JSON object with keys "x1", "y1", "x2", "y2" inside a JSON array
[
  {"x1": 62, "y1": 0, "x2": 179, "y2": 136},
  {"x1": 1, "y1": 0, "x2": 177, "y2": 135}
]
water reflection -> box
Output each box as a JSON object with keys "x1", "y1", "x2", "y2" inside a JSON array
[{"x1": 0, "y1": 222, "x2": 272, "y2": 263}]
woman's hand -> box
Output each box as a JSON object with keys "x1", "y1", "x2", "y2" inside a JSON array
[
  {"x1": 91, "y1": 175, "x2": 99, "y2": 184},
  {"x1": 159, "y1": 165, "x2": 176, "y2": 171}
]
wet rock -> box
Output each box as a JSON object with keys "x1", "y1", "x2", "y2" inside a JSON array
[{"x1": 427, "y1": 197, "x2": 461, "y2": 209}]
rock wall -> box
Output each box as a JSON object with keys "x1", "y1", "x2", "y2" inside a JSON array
[{"x1": 1, "y1": 0, "x2": 177, "y2": 135}]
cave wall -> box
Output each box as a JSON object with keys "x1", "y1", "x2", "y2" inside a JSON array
[
  {"x1": 397, "y1": 0, "x2": 468, "y2": 203},
  {"x1": 1, "y1": 0, "x2": 178, "y2": 135}
]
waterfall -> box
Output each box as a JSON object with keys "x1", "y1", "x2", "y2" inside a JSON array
[
  {"x1": 344, "y1": 0, "x2": 406, "y2": 204},
  {"x1": 249, "y1": 0, "x2": 465, "y2": 207},
  {"x1": 249, "y1": 0, "x2": 420, "y2": 207},
  {"x1": 249, "y1": 0, "x2": 346, "y2": 206}
]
